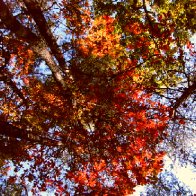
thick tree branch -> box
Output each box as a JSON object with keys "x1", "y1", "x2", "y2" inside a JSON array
[
  {"x1": 0, "y1": 121, "x2": 61, "y2": 146},
  {"x1": 0, "y1": 0, "x2": 67, "y2": 89},
  {"x1": 22, "y1": 0, "x2": 67, "y2": 71},
  {"x1": 170, "y1": 81, "x2": 196, "y2": 117},
  {"x1": 0, "y1": 71, "x2": 28, "y2": 106},
  {"x1": 0, "y1": 0, "x2": 37, "y2": 42}
]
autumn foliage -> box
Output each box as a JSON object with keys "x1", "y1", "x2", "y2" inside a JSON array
[{"x1": 0, "y1": 0, "x2": 195, "y2": 195}]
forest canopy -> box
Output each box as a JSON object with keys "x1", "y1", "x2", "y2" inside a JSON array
[{"x1": 0, "y1": 0, "x2": 195, "y2": 195}]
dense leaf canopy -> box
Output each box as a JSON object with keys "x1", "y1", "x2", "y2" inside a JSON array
[{"x1": 0, "y1": 0, "x2": 195, "y2": 195}]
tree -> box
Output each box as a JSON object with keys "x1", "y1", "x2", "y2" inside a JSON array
[
  {"x1": 0, "y1": 0, "x2": 195, "y2": 195},
  {"x1": 144, "y1": 170, "x2": 193, "y2": 196}
]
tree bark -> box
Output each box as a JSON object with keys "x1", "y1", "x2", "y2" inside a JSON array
[
  {"x1": 0, "y1": 0, "x2": 67, "y2": 89},
  {"x1": 23, "y1": 0, "x2": 67, "y2": 71}
]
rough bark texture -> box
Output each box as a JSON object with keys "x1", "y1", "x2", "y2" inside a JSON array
[
  {"x1": 23, "y1": 0, "x2": 67, "y2": 70},
  {"x1": 0, "y1": 0, "x2": 67, "y2": 89}
]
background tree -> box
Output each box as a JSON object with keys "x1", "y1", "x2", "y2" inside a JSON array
[
  {"x1": 0, "y1": 0, "x2": 195, "y2": 195},
  {"x1": 144, "y1": 169, "x2": 193, "y2": 196}
]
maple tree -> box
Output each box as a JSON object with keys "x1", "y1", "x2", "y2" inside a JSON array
[{"x1": 0, "y1": 0, "x2": 195, "y2": 195}]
